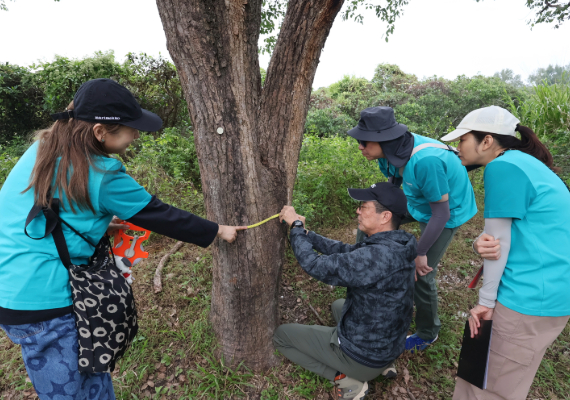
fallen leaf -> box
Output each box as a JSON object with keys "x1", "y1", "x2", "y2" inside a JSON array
[
  {"x1": 158, "y1": 373, "x2": 166, "y2": 380},
  {"x1": 178, "y1": 375, "x2": 186, "y2": 382},
  {"x1": 147, "y1": 380, "x2": 155, "y2": 388},
  {"x1": 403, "y1": 367, "x2": 410, "y2": 385},
  {"x1": 399, "y1": 386, "x2": 407, "y2": 394}
]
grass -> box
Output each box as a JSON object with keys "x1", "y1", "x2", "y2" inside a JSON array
[{"x1": 2, "y1": 169, "x2": 570, "y2": 399}]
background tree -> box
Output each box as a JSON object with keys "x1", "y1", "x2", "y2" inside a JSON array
[
  {"x1": 494, "y1": 68, "x2": 525, "y2": 88},
  {"x1": 153, "y1": 0, "x2": 408, "y2": 370},
  {"x1": 528, "y1": 63, "x2": 570, "y2": 85},
  {"x1": 475, "y1": 0, "x2": 570, "y2": 27}
]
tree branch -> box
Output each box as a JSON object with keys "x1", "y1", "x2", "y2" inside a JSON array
[
  {"x1": 153, "y1": 241, "x2": 184, "y2": 293},
  {"x1": 544, "y1": 0, "x2": 570, "y2": 10},
  {"x1": 260, "y1": 0, "x2": 345, "y2": 201}
]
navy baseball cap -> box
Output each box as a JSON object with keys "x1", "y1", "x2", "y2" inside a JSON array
[
  {"x1": 51, "y1": 78, "x2": 163, "y2": 132},
  {"x1": 347, "y1": 182, "x2": 408, "y2": 218}
]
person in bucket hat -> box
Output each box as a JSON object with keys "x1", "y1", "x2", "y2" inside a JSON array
[
  {"x1": 348, "y1": 107, "x2": 477, "y2": 356},
  {"x1": 440, "y1": 106, "x2": 570, "y2": 400},
  {"x1": 273, "y1": 183, "x2": 416, "y2": 400},
  {"x1": 0, "y1": 79, "x2": 246, "y2": 399}
]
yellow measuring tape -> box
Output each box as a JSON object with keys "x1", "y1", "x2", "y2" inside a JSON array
[{"x1": 246, "y1": 214, "x2": 280, "y2": 229}]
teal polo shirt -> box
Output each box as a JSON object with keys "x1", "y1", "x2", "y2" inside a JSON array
[
  {"x1": 378, "y1": 133, "x2": 477, "y2": 228},
  {"x1": 484, "y1": 150, "x2": 570, "y2": 317},
  {"x1": 0, "y1": 141, "x2": 151, "y2": 311}
]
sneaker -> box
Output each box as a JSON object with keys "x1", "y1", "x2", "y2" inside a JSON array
[
  {"x1": 405, "y1": 333, "x2": 438, "y2": 353},
  {"x1": 381, "y1": 362, "x2": 397, "y2": 379},
  {"x1": 332, "y1": 374, "x2": 369, "y2": 399}
]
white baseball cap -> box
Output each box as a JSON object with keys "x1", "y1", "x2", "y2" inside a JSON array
[{"x1": 440, "y1": 106, "x2": 520, "y2": 142}]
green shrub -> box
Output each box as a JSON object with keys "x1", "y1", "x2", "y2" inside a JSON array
[
  {"x1": 506, "y1": 81, "x2": 570, "y2": 152},
  {"x1": 119, "y1": 53, "x2": 190, "y2": 130},
  {"x1": 0, "y1": 63, "x2": 49, "y2": 144},
  {"x1": 121, "y1": 127, "x2": 204, "y2": 216},
  {"x1": 293, "y1": 135, "x2": 382, "y2": 227},
  {"x1": 0, "y1": 148, "x2": 19, "y2": 188},
  {"x1": 31, "y1": 51, "x2": 125, "y2": 114}
]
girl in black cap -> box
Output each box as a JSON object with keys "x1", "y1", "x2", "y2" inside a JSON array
[{"x1": 0, "y1": 79, "x2": 245, "y2": 399}]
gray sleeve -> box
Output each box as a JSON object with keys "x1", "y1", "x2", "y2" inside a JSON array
[
  {"x1": 416, "y1": 200, "x2": 450, "y2": 256},
  {"x1": 478, "y1": 218, "x2": 512, "y2": 308}
]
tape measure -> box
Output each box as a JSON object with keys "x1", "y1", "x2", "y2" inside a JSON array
[{"x1": 247, "y1": 214, "x2": 280, "y2": 229}]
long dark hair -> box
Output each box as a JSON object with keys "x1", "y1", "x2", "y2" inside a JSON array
[
  {"x1": 23, "y1": 101, "x2": 122, "y2": 213},
  {"x1": 470, "y1": 125, "x2": 560, "y2": 173}
]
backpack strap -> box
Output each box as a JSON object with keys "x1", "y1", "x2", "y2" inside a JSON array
[
  {"x1": 398, "y1": 143, "x2": 459, "y2": 177},
  {"x1": 25, "y1": 199, "x2": 97, "y2": 269}
]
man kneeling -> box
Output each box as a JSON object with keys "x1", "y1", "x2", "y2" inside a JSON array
[{"x1": 274, "y1": 183, "x2": 417, "y2": 399}]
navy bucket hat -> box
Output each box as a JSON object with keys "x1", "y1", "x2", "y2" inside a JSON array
[{"x1": 347, "y1": 106, "x2": 408, "y2": 142}]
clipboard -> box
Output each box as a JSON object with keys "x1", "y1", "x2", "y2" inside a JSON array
[{"x1": 456, "y1": 319, "x2": 493, "y2": 390}]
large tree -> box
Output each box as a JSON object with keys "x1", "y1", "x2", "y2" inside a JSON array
[{"x1": 153, "y1": 0, "x2": 406, "y2": 369}]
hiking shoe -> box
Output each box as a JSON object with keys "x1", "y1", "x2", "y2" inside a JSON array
[
  {"x1": 332, "y1": 374, "x2": 368, "y2": 399},
  {"x1": 381, "y1": 362, "x2": 397, "y2": 379},
  {"x1": 405, "y1": 333, "x2": 438, "y2": 353}
]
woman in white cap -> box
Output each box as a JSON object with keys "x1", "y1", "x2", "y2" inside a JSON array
[
  {"x1": 440, "y1": 106, "x2": 570, "y2": 400},
  {"x1": 0, "y1": 79, "x2": 245, "y2": 399}
]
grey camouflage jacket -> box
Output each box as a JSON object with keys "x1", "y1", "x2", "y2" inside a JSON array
[{"x1": 290, "y1": 227, "x2": 417, "y2": 368}]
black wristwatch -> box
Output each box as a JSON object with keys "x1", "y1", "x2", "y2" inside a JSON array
[{"x1": 291, "y1": 220, "x2": 304, "y2": 229}]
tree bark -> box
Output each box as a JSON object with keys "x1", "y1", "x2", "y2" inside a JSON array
[{"x1": 155, "y1": 0, "x2": 344, "y2": 370}]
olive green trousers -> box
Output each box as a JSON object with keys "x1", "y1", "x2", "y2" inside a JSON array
[{"x1": 273, "y1": 299, "x2": 389, "y2": 382}]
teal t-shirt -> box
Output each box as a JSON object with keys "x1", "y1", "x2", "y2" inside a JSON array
[
  {"x1": 378, "y1": 133, "x2": 477, "y2": 228},
  {"x1": 0, "y1": 141, "x2": 152, "y2": 310},
  {"x1": 484, "y1": 150, "x2": 570, "y2": 317}
]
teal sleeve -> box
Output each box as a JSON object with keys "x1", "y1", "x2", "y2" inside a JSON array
[
  {"x1": 483, "y1": 161, "x2": 535, "y2": 220},
  {"x1": 414, "y1": 156, "x2": 450, "y2": 202},
  {"x1": 99, "y1": 167, "x2": 152, "y2": 220}
]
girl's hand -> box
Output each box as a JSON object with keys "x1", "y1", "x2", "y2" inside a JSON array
[
  {"x1": 414, "y1": 255, "x2": 432, "y2": 281},
  {"x1": 107, "y1": 217, "x2": 129, "y2": 236},
  {"x1": 474, "y1": 233, "x2": 501, "y2": 260},
  {"x1": 217, "y1": 225, "x2": 248, "y2": 243},
  {"x1": 468, "y1": 304, "x2": 494, "y2": 338}
]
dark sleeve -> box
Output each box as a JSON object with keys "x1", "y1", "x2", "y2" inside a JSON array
[
  {"x1": 416, "y1": 200, "x2": 450, "y2": 256},
  {"x1": 290, "y1": 229, "x2": 396, "y2": 287},
  {"x1": 127, "y1": 195, "x2": 219, "y2": 248},
  {"x1": 308, "y1": 230, "x2": 357, "y2": 255}
]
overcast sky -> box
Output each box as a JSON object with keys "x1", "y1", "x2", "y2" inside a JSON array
[{"x1": 1, "y1": 0, "x2": 569, "y2": 88}]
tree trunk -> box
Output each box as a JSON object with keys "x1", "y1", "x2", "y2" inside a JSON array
[{"x1": 155, "y1": 0, "x2": 344, "y2": 370}]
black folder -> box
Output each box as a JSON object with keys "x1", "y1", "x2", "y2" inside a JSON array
[{"x1": 456, "y1": 319, "x2": 493, "y2": 390}]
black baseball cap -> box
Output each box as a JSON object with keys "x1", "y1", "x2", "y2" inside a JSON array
[
  {"x1": 51, "y1": 78, "x2": 163, "y2": 132},
  {"x1": 347, "y1": 182, "x2": 408, "y2": 218}
]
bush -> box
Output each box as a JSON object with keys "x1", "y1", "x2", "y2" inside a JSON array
[
  {"x1": 31, "y1": 51, "x2": 125, "y2": 114},
  {"x1": 293, "y1": 135, "x2": 382, "y2": 227},
  {"x1": 304, "y1": 64, "x2": 529, "y2": 140},
  {"x1": 121, "y1": 127, "x2": 204, "y2": 215},
  {"x1": 119, "y1": 53, "x2": 190, "y2": 130},
  {"x1": 0, "y1": 63, "x2": 48, "y2": 144},
  {"x1": 1, "y1": 52, "x2": 191, "y2": 141},
  {"x1": 506, "y1": 81, "x2": 570, "y2": 152}
]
